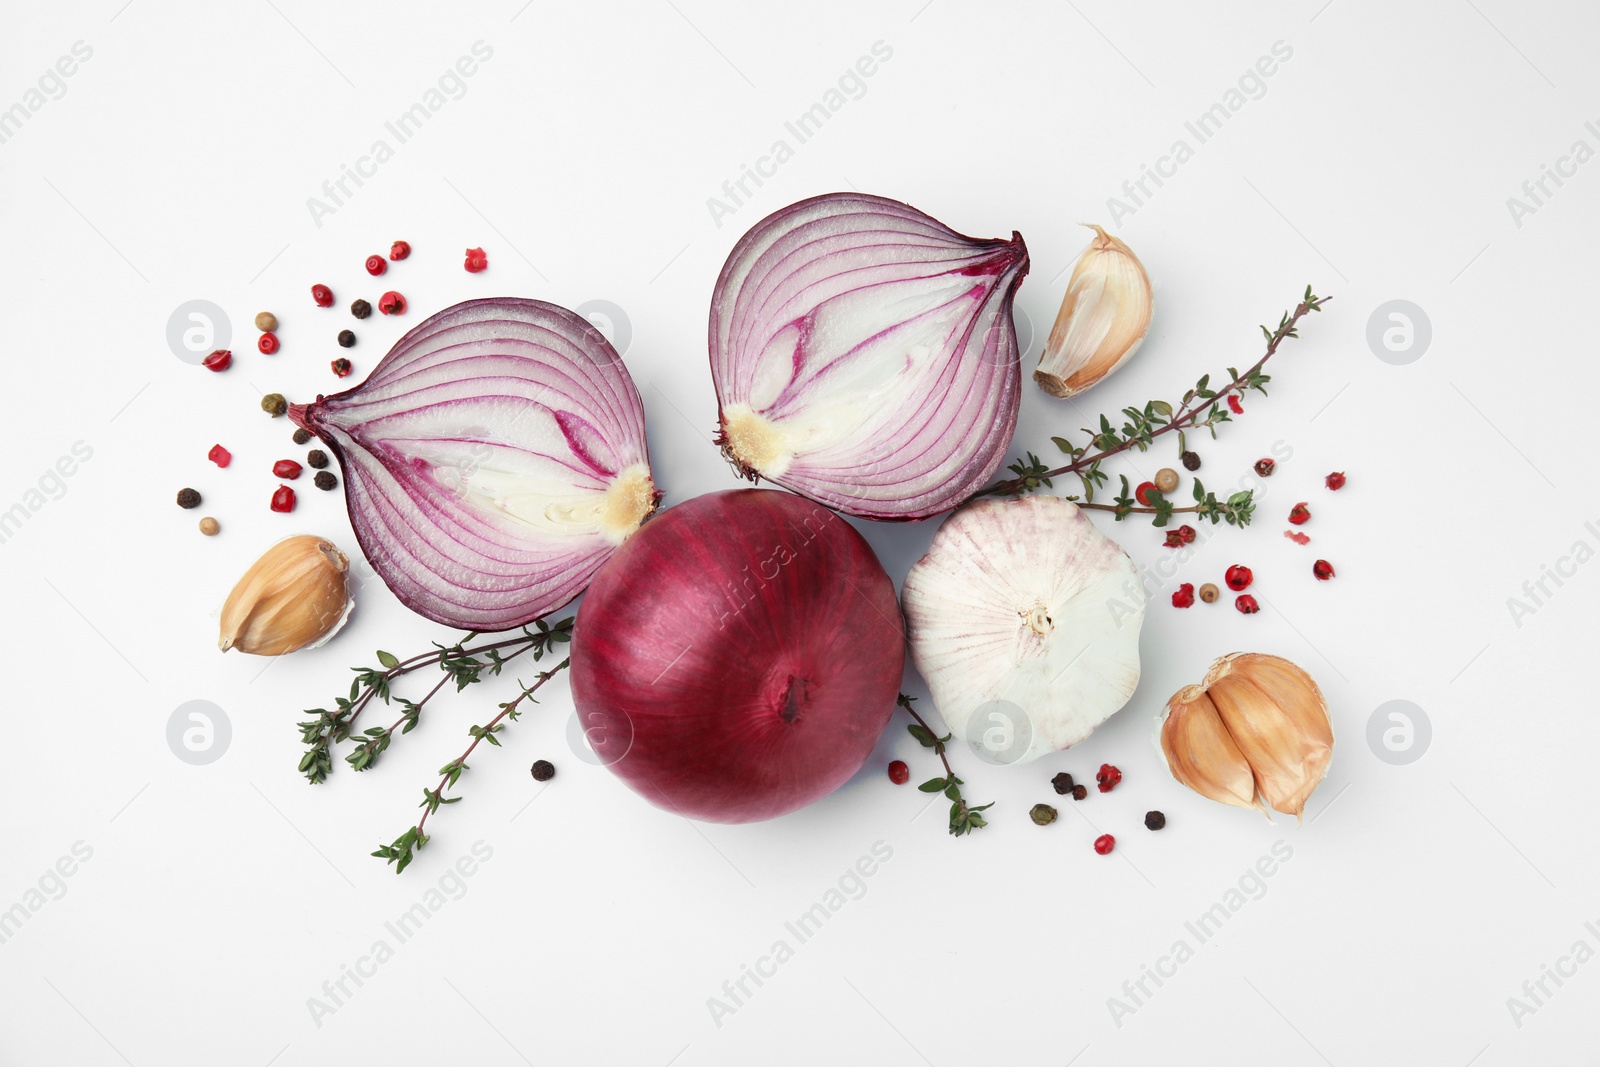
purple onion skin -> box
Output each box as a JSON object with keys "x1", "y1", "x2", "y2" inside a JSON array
[
  {"x1": 710, "y1": 191, "x2": 1030, "y2": 522},
  {"x1": 571, "y1": 489, "x2": 905, "y2": 823}
]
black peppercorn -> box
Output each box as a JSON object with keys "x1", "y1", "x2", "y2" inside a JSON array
[
  {"x1": 176, "y1": 487, "x2": 201, "y2": 509},
  {"x1": 1071, "y1": 784, "x2": 1088, "y2": 801},
  {"x1": 261, "y1": 392, "x2": 288, "y2": 417},
  {"x1": 306, "y1": 449, "x2": 329, "y2": 469},
  {"x1": 337, "y1": 329, "x2": 355, "y2": 348},
  {"x1": 292, "y1": 427, "x2": 312, "y2": 446},
  {"x1": 1051, "y1": 772, "x2": 1075, "y2": 795},
  {"x1": 530, "y1": 759, "x2": 555, "y2": 782},
  {"x1": 1144, "y1": 810, "x2": 1166, "y2": 831},
  {"x1": 313, "y1": 471, "x2": 337, "y2": 491},
  {"x1": 350, "y1": 299, "x2": 371, "y2": 319},
  {"x1": 1181, "y1": 451, "x2": 1201, "y2": 471}
]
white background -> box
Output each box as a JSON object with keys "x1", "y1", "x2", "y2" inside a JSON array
[{"x1": 2, "y1": 1, "x2": 1595, "y2": 1064}]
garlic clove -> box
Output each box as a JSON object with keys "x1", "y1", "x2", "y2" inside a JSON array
[
  {"x1": 902, "y1": 496, "x2": 1143, "y2": 763},
  {"x1": 1034, "y1": 225, "x2": 1153, "y2": 399},
  {"x1": 1159, "y1": 688, "x2": 1264, "y2": 814},
  {"x1": 219, "y1": 535, "x2": 354, "y2": 656},
  {"x1": 1205, "y1": 653, "x2": 1333, "y2": 821}
]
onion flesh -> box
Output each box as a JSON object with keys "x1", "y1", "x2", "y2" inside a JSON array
[
  {"x1": 570, "y1": 489, "x2": 905, "y2": 823},
  {"x1": 710, "y1": 192, "x2": 1029, "y2": 521},
  {"x1": 292, "y1": 297, "x2": 657, "y2": 631}
]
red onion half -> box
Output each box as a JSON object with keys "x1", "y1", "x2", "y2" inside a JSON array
[
  {"x1": 710, "y1": 192, "x2": 1029, "y2": 521},
  {"x1": 570, "y1": 489, "x2": 904, "y2": 823},
  {"x1": 291, "y1": 298, "x2": 657, "y2": 631}
]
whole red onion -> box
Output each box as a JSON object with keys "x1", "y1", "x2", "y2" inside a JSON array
[{"x1": 570, "y1": 489, "x2": 905, "y2": 823}]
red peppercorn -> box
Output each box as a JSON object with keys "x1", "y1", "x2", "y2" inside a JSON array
[
  {"x1": 365, "y1": 254, "x2": 387, "y2": 276},
  {"x1": 1284, "y1": 530, "x2": 1310, "y2": 545},
  {"x1": 1288, "y1": 502, "x2": 1311, "y2": 525},
  {"x1": 887, "y1": 760, "x2": 909, "y2": 785},
  {"x1": 1135, "y1": 481, "x2": 1160, "y2": 507},
  {"x1": 1325, "y1": 471, "x2": 1346, "y2": 491},
  {"x1": 202, "y1": 349, "x2": 232, "y2": 372},
  {"x1": 1253, "y1": 457, "x2": 1275, "y2": 477},
  {"x1": 1225, "y1": 564, "x2": 1254, "y2": 591},
  {"x1": 1235, "y1": 594, "x2": 1260, "y2": 614},
  {"x1": 378, "y1": 291, "x2": 406, "y2": 315},
  {"x1": 389, "y1": 240, "x2": 411, "y2": 261},
  {"x1": 331, "y1": 357, "x2": 352, "y2": 378},
  {"x1": 1094, "y1": 834, "x2": 1116, "y2": 855},
  {"x1": 1176, "y1": 524, "x2": 1195, "y2": 544},
  {"x1": 1163, "y1": 530, "x2": 1183, "y2": 548},
  {"x1": 273, "y1": 459, "x2": 303, "y2": 480},
  {"x1": 1228, "y1": 395, "x2": 1244, "y2": 415},
  {"x1": 207, "y1": 444, "x2": 232, "y2": 468},
  {"x1": 257, "y1": 331, "x2": 280, "y2": 355},
  {"x1": 1171, "y1": 582, "x2": 1196, "y2": 608},
  {"x1": 464, "y1": 247, "x2": 488, "y2": 273},
  {"x1": 270, "y1": 485, "x2": 296, "y2": 513},
  {"x1": 1095, "y1": 764, "x2": 1121, "y2": 793},
  {"x1": 1313, "y1": 559, "x2": 1335, "y2": 581},
  {"x1": 311, "y1": 283, "x2": 334, "y2": 307}
]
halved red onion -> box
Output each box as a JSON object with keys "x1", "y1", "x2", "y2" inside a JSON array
[
  {"x1": 710, "y1": 192, "x2": 1029, "y2": 521},
  {"x1": 291, "y1": 297, "x2": 657, "y2": 631}
]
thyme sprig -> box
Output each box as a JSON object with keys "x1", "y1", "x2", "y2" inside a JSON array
[
  {"x1": 898, "y1": 694, "x2": 992, "y2": 837},
  {"x1": 296, "y1": 618, "x2": 573, "y2": 784},
  {"x1": 982, "y1": 287, "x2": 1330, "y2": 517},
  {"x1": 374, "y1": 658, "x2": 570, "y2": 874}
]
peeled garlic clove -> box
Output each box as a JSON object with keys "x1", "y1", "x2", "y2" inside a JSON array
[
  {"x1": 1158, "y1": 688, "x2": 1263, "y2": 814},
  {"x1": 1205, "y1": 653, "x2": 1332, "y2": 820},
  {"x1": 902, "y1": 496, "x2": 1143, "y2": 763},
  {"x1": 219, "y1": 535, "x2": 354, "y2": 656},
  {"x1": 1034, "y1": 225, "x2": 1152, "y2": 398}
]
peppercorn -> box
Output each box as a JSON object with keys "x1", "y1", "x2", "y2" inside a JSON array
[
  {"x1": 378, "y1": 291, "x2": 406, "y2": 315},
  {"x1": 1135, "y1": 480, "x2": 1160, "y2": 507},
  {"x1": 1094, "y1": 834, "x2": 1116, "y2": 855},
  {"x1": 1288, "y1": 502, "x2": 1311, "y2": 525},
  {"x1": 1225, "y1": 564, "x2": 1254, "y2": 591},
  {"x1": 273, "y1": 459, "x2": 303, "y2": 480},
  {"x1": 529, "y1": 759, "x2": 555, "y2": 782},
  {"x1": 1029, "y1": 803, "x2": 1058, "y2": 826},
  {"x1": 176, "y1": 487, "x2": 201, "y2": 509},
  {"x1": 365, "y1": 254, "x2": 387, "y2": 276},
  {"x1": 1198, "y1": 582, "x2": 1220, "y2": 604},
  {"x1": 1051, "y1": 771, "x2": 1075, "y2": 795},
  {"x1": 1144, "y1": 810, "x2": 1165, "y2": 831},
  {"x1": 337, "y1": 330, "x2": 355, "y2": 348},
  {"x1": 306, "y1": 449, "x2": 329, "y2": 469},
  {"x1": 1235, "y1": 594, "x2": 1260, "y2": 615},
  {"x1": 1254, "y1": 457, "x2": 1276, "y2": 477},
  {"x1": 202, "y1": 349, "x2": 232, "y2": 372},
  {"x1": 254, "y1": 311, "x2": 277, "y2": 332},
  {"x1": 331, "y1": 357, "x2": 352, "y2": 378},
  {"x1": 258, "y1": 331, "x2": 280, "y2": 355},
  {"x1": 270, "y1": 485, "x2": 296, "y2": 513},
  {"x1": 1171, "y1": 582, "x2": 1195, "y2": 608},
  {"x1": 1325, "y1": 471, "x2": 1346, "y2": 491},
  {"x1": 887, "y1": 760, "x2": 909, "y2": 785},
  {"x1": 390, "y1": 240, "x2": 411, "y2": 261},
  {"x1": 311, "y1": 283, "x2": 334, "y2": 307},
  {"x1": 314, "y1": 470, "x2": 337, "y2": 491},
  {"x1": 1071, "y1": 784, "x2": 1087, "y2": 801},
  {"x1": 1096, "y1": 763, "x2": 1122, "y2": 792},
  {"x1": 350, "y1": 299, "x2": 371, "y2": 319},
  {"x1": 1313, "y1": 559, "x2": 1335, "y2": 581},
  {"x1": 1181, "y1": 451, "x2": 1201, "y2": 471},
  {"x1": 464, "y1": 247, "x2": 488, "y2": 273},
  {"x1": 198, "y1": 516, "x2": 220, "y2": 536},
  {"x1": 261, "y1": 393, "x2": 288, "y2": 417},
  {"x1": 208, "y1": 443, "x2": 232, "y2": 468},
  {"x1": 1227, "y1": 395, "x2": 1244, "y2": 415},
  {"x1": 292, "y1": 427, "x2": 312, "y2": 445},
  {"x1": 1154, "y1": 467, "x2": 1179, "y2": 493}
]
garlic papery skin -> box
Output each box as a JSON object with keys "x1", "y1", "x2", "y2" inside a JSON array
[
  {"x1": 1033, "y1": 225, "x2": 1152, "y2": 399},
  {"x1": 1158, "y1": 652, "x2": 1333, "y2": 820},
  {"x1": 219, "y1": 535, "x2": 354, "y2": 656},
  {"x1": 901, "y1": 496, "x2": 1144, "y2": 763}
]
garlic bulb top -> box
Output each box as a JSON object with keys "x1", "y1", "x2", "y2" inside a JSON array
[{"x1": 901, "y1": 496, "x2": 1144, "y2": 763}]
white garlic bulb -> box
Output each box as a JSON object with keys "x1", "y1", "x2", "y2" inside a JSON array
[{"x1": 901, "y1": 496, "x2": 1144, "y2": 763}]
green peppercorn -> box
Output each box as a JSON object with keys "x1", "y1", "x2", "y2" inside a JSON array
[
  {"x1": 292, "y1": 427, "x2": 312, "y2": 446},
  {"x1": 306, "y1": 449, "x2": 329, "y2": 469},
  {"x1": 530, "y1": 759, "x2": 555, "y2": 782},
  {"x1": 1029, "y1": 803, "x2": 1057, "y2": 826},
  {"x1": 350, "y1": 299, "x2": 371, "y2": 319},
  {"x1": 176, "y1": 487, "x2": 201, "y2": 509},
  {"x1": 314, "y1": 471, "x2": 337, "y2": 491},
  {"x1": 261, "y1": 392, "x2": 288, "y2": 417}
]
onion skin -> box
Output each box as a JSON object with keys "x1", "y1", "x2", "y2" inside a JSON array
[
  {"x1": 292, "y1": 297, "x2": 656, "y2": 632},
  {"x1": 710, "y1": 192, "x2": 1029, "y2": 521},
  {"x1": 571, "y1": 489, "x2": 905, "y2": 823}
]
